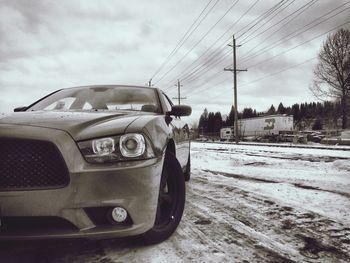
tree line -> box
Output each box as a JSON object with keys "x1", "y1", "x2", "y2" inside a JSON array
[{"x1": 198, "y1": 100, "x2": 344, "y2": 133}]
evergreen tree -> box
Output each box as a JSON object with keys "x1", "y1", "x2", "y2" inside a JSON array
[
  {"x1": 312, "y1": 118, "x2": 323, "y2": 130},
  {"x1": 291, "y1": 103, "x2": 300, "y2": 121},
  {"x1": 316, "y1": 102, "x2": 324, "y2": 118},
  {"x1": 324, "y1": 101, "x2": 333, "y2": 118},
  {"x1": 213, "y1": 112, "x2": 223, "y2": 132},
  {"x1": 300, "y1": 103, "x2": 307, "y2": 119},
  {"x1": 226, "y1": 106, "x2": 235, "y2": 126},
  {"x1": 285, "y1": 106, "x2": 292, "y2": 116},
  {"x1": 242, "y1": 108, "x2": 254, "y2": 118},
  {"x1": 277, "y1": 102, "x2": 286, "y2": 114},
  {"x1": 203, "y1": 108, "x2": 208, "y2": 119},
  {"x1": 207, "y1": 112, "x2": 215, "y2": 133},
  {"x1": 198, "y1": 108, "x2": 209, "y2": 133},
  {"x1": 267, "y1": 104, "x2": 276, "y2": 115}
]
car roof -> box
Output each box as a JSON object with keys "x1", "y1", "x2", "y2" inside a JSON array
[{"x1": 64, "y1": 85, "x2": 158, "y2": 90}]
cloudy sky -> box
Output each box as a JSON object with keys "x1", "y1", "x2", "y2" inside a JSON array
[{"x1": 0, "y1": 0, "x2": 349, "y2": 124}]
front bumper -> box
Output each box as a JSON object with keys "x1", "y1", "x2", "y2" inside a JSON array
[{"x1": 0, "y1": 124, "x2": 163, "y2": 240}]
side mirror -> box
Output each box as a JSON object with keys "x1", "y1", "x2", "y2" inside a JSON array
[
  {"x1": 170, "y1": 105, "x2": 192, "y2": 117},
  {"x1": 14, "y1": 106, "x2": 28, "y2": 112}
]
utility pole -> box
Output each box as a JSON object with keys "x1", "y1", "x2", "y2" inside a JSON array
[
  {"x1": 224, "y1": 35, "x2": 247, "y2": 144},
  {"x1": 172, "y1": 79, "x2": 187, "y2": 105},
  {"x1": 148, "y1": 79, "x2": 153, "y2": 87}
]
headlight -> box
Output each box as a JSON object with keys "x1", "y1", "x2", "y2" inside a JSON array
[
  {"x1": 78, "y1": 133, "x2": 155, "y2": 163},
  {"x1": 92, "y1": 137, "x2": 115, "y2": 156},
  {"x1": 120, "y1": 133, "x2": 145, "y2": 157}
]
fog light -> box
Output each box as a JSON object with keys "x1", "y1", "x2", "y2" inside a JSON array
[{"x1": 111, "y1": 207, "x2": 128, "y2": 223}]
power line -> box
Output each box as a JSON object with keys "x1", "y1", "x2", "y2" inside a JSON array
[
  {"x1": 181, "y1": 0, "x2": 295, "y2": 85},
  {"x1": 240, "y1": 57, "x2": 317, "y2": 88},
  {"x1": 182, "y1": 49, "x2": 231, "y2": 83},
  {"x1": 162, "y1": 0, "x2": 261, "y2": 89},
  {"x1": 163, "y1": 0, "x2": 291, "y2": 90},
  {"x1": 183, "y1": 18, "x2": 350, "y2": 99},
  {"x1": 171, "y1": 65, "x2": 246, "y2": 98},
  {"x1": 236, "y1": 0, "x2": 290, "y2": 39},
  {"x1": 245, "y1": 19, "x2": 350, "y2": 69},
  {"x1": 240, "y1": 2, "x2": 350, "y2": 62},
  {"x1": 185, "y1": 72, "x2": 240, "y2": 99},
  {"x1": 150, "y1": 0, "x2": 214, "y2": 80},
  {"x1": 167, "y1": 1, "x2": 349, "y2": 103},
  {"x1": 154, "y1": 0, "x2": 239, "y2": 85},
  {"x1": 184, "y1": 68, "x2": 227, "y2": 94},
  {"x1": 240, "y1": 0, "x2": 318, "y2": 46},
  {"x1": 165, "y1": 70, "x2": 230, "y2": 100},
  {"x1": 153, "y1": 0, "x2": 222, "y2": 85},
  {"x1": 190, "y1": 56, "x2": 316, "y2": 103},
  {"x1": 238, "y1": 0, "x2": 298, "y2": 43},
  {"x1": 187, "y1": 3, "x2": 350, "y2": 89}
]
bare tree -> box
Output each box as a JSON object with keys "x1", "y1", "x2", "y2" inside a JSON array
[{"x1": 311, "y1": 28, "x2": 350, "y2": 129}]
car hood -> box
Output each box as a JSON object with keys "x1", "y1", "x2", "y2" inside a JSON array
[{"x1": 0, "y1": 111, "x2": 145, "y2": 141}]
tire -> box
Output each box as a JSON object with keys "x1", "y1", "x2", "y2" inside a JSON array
[
  {"x1": 184, "y1": 152, "x2": 191, "y2": 182},
  {"x1": 139, "y1": 151, "x2": 185, "y2": 245}
]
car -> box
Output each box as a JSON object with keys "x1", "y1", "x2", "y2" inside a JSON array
[{"x1": 0, "y1": 85, "x2": 192, "y2": 244}]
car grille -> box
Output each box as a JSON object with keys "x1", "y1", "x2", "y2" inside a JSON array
[
  {"x1": 0, "y1": 139, "x2": 69, "y2": 191},
  {"x1": 0, "y1": 216, "x2": 79, "y2": 233}
]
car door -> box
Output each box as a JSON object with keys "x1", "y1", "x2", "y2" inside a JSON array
[{"x1": 160, "y1": 92, "x2": 190, "y2": 168}]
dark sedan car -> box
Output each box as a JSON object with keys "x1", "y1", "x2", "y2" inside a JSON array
[{"x1": 0, "y1": 85, "x2": 191, "y2": 244}]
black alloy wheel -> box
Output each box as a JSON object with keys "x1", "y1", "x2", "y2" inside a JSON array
[{"x1": 139, "y1": 151, "x2": 185, "y2": 245}]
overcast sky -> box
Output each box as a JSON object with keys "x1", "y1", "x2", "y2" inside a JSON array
[{"x1": 1, "y1": 0, "x2": 349, "y2": 124}]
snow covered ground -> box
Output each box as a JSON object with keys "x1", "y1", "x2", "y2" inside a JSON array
[{"x1": 1, "y1": 142, "x2": 349, "y2": 262}]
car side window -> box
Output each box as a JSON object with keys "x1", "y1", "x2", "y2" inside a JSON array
[{"x1": 162, "y1": 93, "x2": 173, "y2": 112}]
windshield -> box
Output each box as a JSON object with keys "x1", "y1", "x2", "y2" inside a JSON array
[{"x1": 27, "y1": 86, "x2": 161, "y2": 113}]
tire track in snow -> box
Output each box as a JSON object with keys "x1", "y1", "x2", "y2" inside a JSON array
[
  {"x1": 203, "y1": 169, "x2": 350, "y2": 198},
  {"x1": 185, "y1": 178, "x2": 301, "y2": 262},
  {"x1": 188, "y1": 170, "x2": 350, "y2": 262},
  {"x1": 194, "y1": 147, "x2": 350, "y2": 163}
]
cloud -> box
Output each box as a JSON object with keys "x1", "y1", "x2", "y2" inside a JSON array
[
  {"x1": 2, "y1": 0, "x2": 52, "y2": 31},
  {"x1": 0, "y1": 0, "x2": 349, "y2": 124}
]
